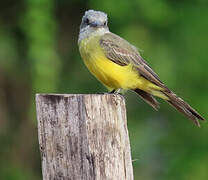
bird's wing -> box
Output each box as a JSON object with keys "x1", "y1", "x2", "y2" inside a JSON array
[
  {"x1": 100, "y1": 33, "x2": 205, "y2": 126},
  {"x1": 100, "y1": 32, "x2": 167, "y2": 89}
]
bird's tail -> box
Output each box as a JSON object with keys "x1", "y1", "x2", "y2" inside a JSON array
[
  {"x1": 162, "y1": 89, "x2": 204, "y2": 126},
  {"x1": 134, "y1": 89, "x2": 160, "y2": 111},
  {"x1": 134, "y1": 88, "x2": 205, "y2": 126}
]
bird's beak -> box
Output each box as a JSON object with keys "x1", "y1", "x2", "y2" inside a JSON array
[{"x1": 90, "y1": 21, "x2": 100, "y2": 27}]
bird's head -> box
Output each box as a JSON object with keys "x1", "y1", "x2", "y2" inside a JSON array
[
  {"x1": 79, "y1": 10, "x2": 109, "y2": 42},
  {"x1": 80, "y1": 10, "x2": 108, "y2": 30}
]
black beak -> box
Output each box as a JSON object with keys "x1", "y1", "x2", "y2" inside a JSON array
[{"x1": 90, "y1": 21, "x2": 99, "y2": 27}]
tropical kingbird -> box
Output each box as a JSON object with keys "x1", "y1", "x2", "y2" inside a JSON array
[{"x1": 78, "y1": 10, "x2": 204, "y2": 126}]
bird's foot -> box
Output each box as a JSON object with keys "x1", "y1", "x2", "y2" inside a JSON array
[
  {"x1": 110, "y1": 89, "x2": 124, "y2": 95},
  {"x1": 110, "y1": 89, "x2": 116, "y2": 93},
  {"x1": 96, "y1": 89, "x2": 125, "y2": 96}
]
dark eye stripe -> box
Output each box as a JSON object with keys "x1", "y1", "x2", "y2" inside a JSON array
[{"x1": 85, "y1": 18, "x2": 89, "y2": 24}]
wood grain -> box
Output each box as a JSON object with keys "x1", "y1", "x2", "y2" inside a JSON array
[{"x1": 36, "y1": 94, "x2": 133, "y2": 180}]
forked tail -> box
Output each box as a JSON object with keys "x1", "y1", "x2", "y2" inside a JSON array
[
  {"x1": 163, "y1": 89, "x2": 204, "y2": 126},
  {"x1": 134, "y1": 88, "x2": 205, "y2": 127}
]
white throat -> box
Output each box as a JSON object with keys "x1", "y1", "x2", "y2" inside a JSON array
[{"x1": 78, "y1": 26, "x2": 109, "y2": 44}]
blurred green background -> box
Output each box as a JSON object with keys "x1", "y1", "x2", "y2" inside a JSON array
[{"x1": 0, "y1": 0, "x2": 207, "y2": 179}]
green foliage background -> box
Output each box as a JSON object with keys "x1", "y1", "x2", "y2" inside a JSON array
[{"x1": 0, "y1": 0, "x2": 207, "y2": 179}]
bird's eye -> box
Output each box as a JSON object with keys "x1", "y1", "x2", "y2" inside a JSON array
[
  {"x1": 104, "y1": 21, "x2": 107, "y2": 26},
  {"x1": 85, "y1": 18, "x2": 89, "y2": 24}
]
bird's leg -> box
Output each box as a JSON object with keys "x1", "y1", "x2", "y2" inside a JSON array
[
  {"x1": 110, "y1": 88, "x2": 123, "y2": 94},
  {"x1": 110, "y1": 89, "x2": 116, "y2": 93},
  {"x1": 96, "y1": 89, "x2": 115, "y2": 95},
  {"x1": 97, "y1": 89, "x2": 124, "y2": 95},
  {"x1": 114, "y1": 89, "x2": 122, "y2": 94}
]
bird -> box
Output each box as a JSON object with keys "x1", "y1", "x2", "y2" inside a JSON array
[{"x1": 78, "y1": 9, "x2": 205, "y2": 126}]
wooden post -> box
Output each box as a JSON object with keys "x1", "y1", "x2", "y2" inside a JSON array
[{"x1": 36, "y1": 94, "x2": 134, "y2": 180}]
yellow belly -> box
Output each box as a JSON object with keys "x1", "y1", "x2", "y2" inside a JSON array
[
  {"x1": 79, "y1": 35, "x2": 141, "y2": 91},
  {"x1": 78, "y1": 33, "x2": 165, "y2": 96},
  {"x1": 88, "y1": 56, "x2": 140, "y2": 90}
]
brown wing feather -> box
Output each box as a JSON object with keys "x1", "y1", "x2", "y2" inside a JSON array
[
  {"x1": 99, "y1": 32, "x2": 205, "y2": 126},
  {"x1": 100, "y1": 32, "x2": 166, "y2": 89}
]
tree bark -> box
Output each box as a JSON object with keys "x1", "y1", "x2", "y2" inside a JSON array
[{"x1": 36, "y1": 94, "x2": 134, "y2": 180}]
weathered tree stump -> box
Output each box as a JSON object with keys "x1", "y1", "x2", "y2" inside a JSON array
[{"x1": 36, "y1": 94, "x2": 133, "y2": 180}]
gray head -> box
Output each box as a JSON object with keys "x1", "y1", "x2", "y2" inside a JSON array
[
  {"x1": 80, "y1": 10, "x2": 108, "y2": 30},
  {"x1": 79, "y1": 10, "x2": 109, "y2": 42}
]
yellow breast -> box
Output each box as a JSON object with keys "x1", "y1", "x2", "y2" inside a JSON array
[{"x1": 79, "y1": 33, "x2": 141, "y2": 91}]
